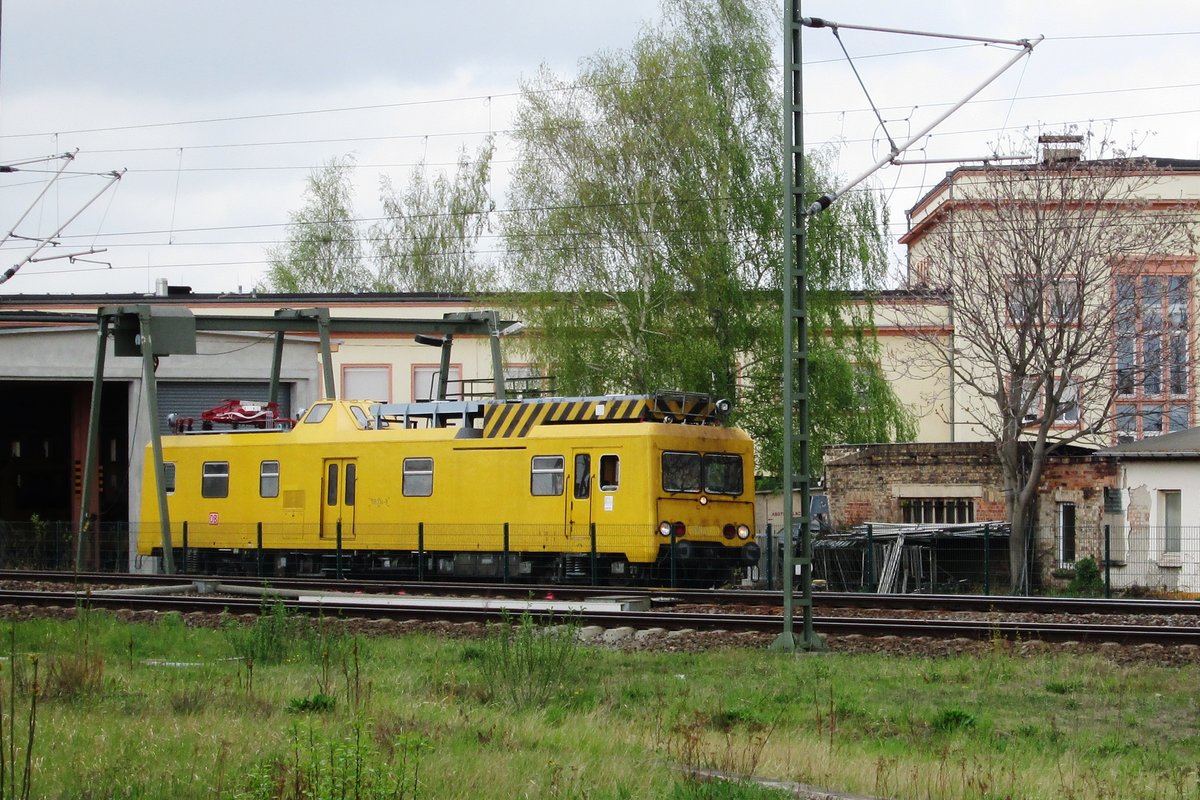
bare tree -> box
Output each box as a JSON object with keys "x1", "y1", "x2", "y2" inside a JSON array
[{"x1": 896, "y1": 137, "x2": 1197, "y2": 590}]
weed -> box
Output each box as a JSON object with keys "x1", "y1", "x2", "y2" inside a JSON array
[
  {"x1": 0, "y1": 627, "x2": 37, "y2": 800},
  {"x1": 477, "y1": 611, "x2": 580, "y2": 709},
  {"x1": 239, "y1": 720, "x2": 423, "y2": 799},
  {"x1": 223, "y1": 598, "x2": 296, "y2": 667},
  {"x1": 931, "y1": 707, "x2": 977, "y2": 733},
  {"x1": 286, "y1": 693, "x2": 336, "y2": 714}
]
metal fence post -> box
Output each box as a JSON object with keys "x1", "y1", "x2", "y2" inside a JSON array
[
  {"x1": 866, "y1": 524, "x2": 875, "y2": 592},
  {"x1": 181, "y1": 521, "x2": 189, "y2": 575},
  {"x1": 669, "y1": 528, "x2": 677, "y2": 588},
  {"x1": 1104, "y1": 523, "x2": 1111, "y2": 599},
  {"x1": 590, "y1": 523, "x2": 598, "y2": 585},
  {"x1": 336, "y1": 520, "x2": 343, "y2": 580},
  {"x1": 417, "y1": 523, "x2": 425, "y2": 581},
  {"x1": 257, "y1": 522, "x2": 264, "y2": 577},
  {"x1": 983, "y1": 524, "x2": 991, "y2": 596},
  {"x1": 765, "y1": 523, "x2": 774, "y2": 591},
  {"x1": 503, "y1": 522, "x2": 510, "y2": 584}
]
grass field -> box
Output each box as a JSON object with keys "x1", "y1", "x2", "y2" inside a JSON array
[{"x1": 0, "y1": 603, "x2": 1196, "y2": 799}]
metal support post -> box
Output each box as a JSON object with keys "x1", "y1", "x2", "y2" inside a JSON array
[
  {"x1": 336, "y1": 520, "x2": 343, "y2": 580},
  {"x1": 984, "y1": 524, "x2": 991, "y2": 596},
  {"x1": 503, "y1": 523, "x2": 510, "y2": 584},
  {"x1": 765, "y1": 524, "x2": 774, "y2": 591},
  {"x1": 866, "y1": 524, "x2": 874, "y2": 592},
  {"x1": 257, "y1": 522, "x2": 264, "y2": 577},
  {"x1": 181, "y1": 522, "x2": 188, "y2": 574},
  {"x1": 669, "y1": 529, "x2": 677, "y2": 588},
  {"x1": 418, "y1": 523, "x2": 425, "y2": 581},
  {"x1": 1104, "y1": 524, "x2": 1111, "y2": 599},
  {"x1": 589, "y1": 523, "x2": 598, "y2": 585},
  {"x1": 140, "y1": 311, "x2": 175, "y2": 575},
  {"x1": 76, "y1": 314, "x2": 110, "y2": 573}
]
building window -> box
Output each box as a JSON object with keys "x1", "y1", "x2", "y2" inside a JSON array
[
  {"x1": 402, "y1": 458, "x2": 433, "y2": 497},
  {"x1": 260, "y1": 461, "x2": 279, "y2": 498},
  {"x1": 343, "y1": 365, "x2": 391, "y2": 402},
  {"x1": 1057, "y1": 502, "x2": 1076, "y2": 567},
  {"x1": 202, "y1": 462, "x2": 229, "y2": 498},
  {"x1": 1054, "y1": 381, "x2": 1080, "y2": 425},
  {"x1": 531, "y1": 455, "x2": 564, "y2": 496},
  {"x1": 1114, "y1": 273, "x2": 1192, "y2": 440},
  {"x1": 1161, "y1": 490, "x2": 1181, "y2": 555},
  {"x1": 900, "y1": 498, "x2": 975, "y2": 524},
  {"x1": 412, "y1": 364, "x2": 463, "y2": 402}
]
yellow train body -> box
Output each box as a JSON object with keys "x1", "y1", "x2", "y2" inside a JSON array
[{"x1": 138, "y1": 393, "x2": 758, "y2": 584}]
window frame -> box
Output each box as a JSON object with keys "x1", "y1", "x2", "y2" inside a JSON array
[
  {"x1": 530, "y1": 455, "x2": 565, "y2": 496},
  {"x1": 402, "y1": 457, "x2": 434, "y2": 497},
  {"x1": 259, "y1": 460, "x2": 280, "y2": 498},
  {"x1": 201, "y1": 461, "x2": 229, "y2": 499}
]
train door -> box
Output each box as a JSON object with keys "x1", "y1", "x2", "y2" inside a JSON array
[
  {"x1": 321, "y1": 458, "x2": 357, "y2": 540},
  {"x1": 566, "y1": 451, "x2": 594, "y2": 541}
]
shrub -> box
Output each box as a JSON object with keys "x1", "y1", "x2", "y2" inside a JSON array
[{"x1": 1067, "y1": 557, "x2": 1104, "y2": 597}]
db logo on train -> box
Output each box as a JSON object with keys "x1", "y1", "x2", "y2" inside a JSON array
[{"x1": 208, "y1": 513, "x2": 219, "y2": 525}]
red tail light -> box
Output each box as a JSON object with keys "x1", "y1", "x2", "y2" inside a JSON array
[
  {"x1": 673, "y1": 521, "x2": 686, "y2": 538},
  {"x1": 722, "y1": 523, "x2": 736, "y2": 540}
]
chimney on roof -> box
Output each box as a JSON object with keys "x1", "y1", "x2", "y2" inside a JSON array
[{"x1": 1038, "y1": 133, "x2": 1084, "y2": 165}]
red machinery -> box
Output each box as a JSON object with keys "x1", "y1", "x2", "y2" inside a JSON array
[{"x1": 169, "y1": 399, "x2": 294, "y2": 432}]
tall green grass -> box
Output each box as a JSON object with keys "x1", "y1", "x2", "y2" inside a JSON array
[{"x1": 0, "y1": 602, "x2": 1195, "y2": 799}]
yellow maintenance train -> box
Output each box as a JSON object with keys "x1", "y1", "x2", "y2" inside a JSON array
[{"x1": 137, "y1": 392, "x2": 758, "y2": 585}]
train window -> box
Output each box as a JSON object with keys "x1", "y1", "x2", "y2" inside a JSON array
[
  {"x1": 403, "y1": 458, "x2": 433, "y2": 497},
  {"x1": 345, "y1": 463, "x2": 357, "y2": 505},
  {"x1": 704, "y1": 454, "x2": 744, "y2": 495},
  {"x1": 260, "y1": 461, "x2": 280, "y2": 498},
  {"x1": 531, "y1": 455, "x2": 564, "y2": 496},
  {"x1": 574, "y1": 454, "x2": 591, "y2": 499},
  {"x1": 662, "y1": 452, "x2": 702, "y2": 493},
  {"x1": 599, "y1": 455, "x2": 619, "y2": 492},
  {"x1": 202, "y1": 461, "x2": 229, "y2": 498},
  {"x1": 305, "y1": 404, "x2": 332, "y2": 424},
  {"x1": 349, "y1": 406, "x2": 372, "y2": 429},
  {"x1": 326, "y1": 463, "x2": 339, "y2": 505},
  {"x1": 163, "y1": 462, "x2": 176, "y2": 494}
]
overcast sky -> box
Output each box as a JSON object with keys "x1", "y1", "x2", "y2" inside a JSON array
[{"x1": 0, "y1": 1, "x2": 1197, "y2": 296}]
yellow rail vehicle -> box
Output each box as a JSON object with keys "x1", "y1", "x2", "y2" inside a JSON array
[{"x1": 138, "y1": 392, "x2": 759, "y2": 585}]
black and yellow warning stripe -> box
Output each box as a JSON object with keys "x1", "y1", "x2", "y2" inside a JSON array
[{"x1": 481, "y1": 393, "x2": 721, "y2": 438}]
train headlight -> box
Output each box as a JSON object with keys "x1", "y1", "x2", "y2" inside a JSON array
[
  {"x1": 722, "y1": 524, "x2": 736, "y2": 540},
  {"x1": 658, "y1": 521, "x2": 672, "y2": 537},
  {"x1": 737, "y1": 524, "x2": 751, "y2": 540}
]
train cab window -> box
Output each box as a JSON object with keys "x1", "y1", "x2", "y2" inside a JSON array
[
  {"x1": 403, "y1": 458, "x2": 433, "y2": 497},
  {"x1": 163, "y1": 462, "x2": 176, "y2": 494},
  {"x1": 662, "y1": 452, "x2": 702, "y2": 493},
  {"x1": 349, "y1": 406, "x2": 372, "y2": 429},
  {"x1": 531, "y1": 456, "x2": 564, "y2": 496},
  {"x1": 704, "y1": 453, "x2": 744, "y2": 495},
  {"x1": 345, "y1": 463, "x2": 357, "y2": 505},
  {"x1": 260, "y1": 461, "x2": 280, "y2": 498},
  {"x1": 573, "y1": 454, "x2": 591, "y2": 499},
  {"x1": 599, "y1": 455, "x2": 620, "y2": 492},
  {"x1": 202, "y1": 462, "x2": 229, "y2": 498},
  {"x1": 304, "y1": 404, "x2": 332, "y2": 424}
]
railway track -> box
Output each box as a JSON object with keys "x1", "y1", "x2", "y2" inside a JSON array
[
  {"x1": 1, "y1": 581, "x2": 1198, "y2": 648},
  {"x1": 9, "y1": 569, "x2": 1200, "y2": 618}
]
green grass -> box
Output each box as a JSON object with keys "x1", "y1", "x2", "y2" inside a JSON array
[{"x1": 0, "y1": 605, "x2": 1196, "y2": 799}]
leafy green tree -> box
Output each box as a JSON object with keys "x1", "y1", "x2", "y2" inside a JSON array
[
  {"x1": 371, "y1": 138, "x2": 497, "y2": 293},
  {"x1": 503, "y1": 0, "x2": 912, "y2": 477},
  {"x1": 261, "y1": 155, "x2": 368, "y2": 293}
]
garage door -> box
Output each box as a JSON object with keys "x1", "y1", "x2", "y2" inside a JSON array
[{"x1": 154, "y1": 382, "x2": 294, "y2": 433}]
